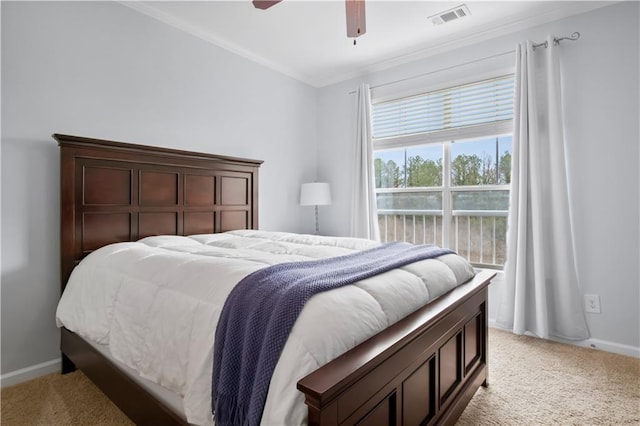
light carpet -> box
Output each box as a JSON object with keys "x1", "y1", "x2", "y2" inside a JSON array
[
  {"x1": 1, "y1": 328, "x2": 638, "y2": 425},
  {"x1": 457, "y1": 328, "x2": 639, "y2": 425}
]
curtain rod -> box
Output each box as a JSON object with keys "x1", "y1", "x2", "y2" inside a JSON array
[
  {"x1": 533, "y1": 31, "x2": 580, "y2": 50},
  {"x1": 348, "y1": 31, "x2": 581, "y2": 95}
]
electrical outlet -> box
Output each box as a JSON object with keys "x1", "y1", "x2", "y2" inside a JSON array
[{"x1": 584, "y1": 294, "x2": 601, "y2": 314}]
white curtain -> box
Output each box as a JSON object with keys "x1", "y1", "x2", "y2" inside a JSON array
[
  {"x1": 350, "y1": 83, "x2": 380, "y2": 241},
  {"x1": 497, "y1": 37, "x2": 589, "y2": 340}
]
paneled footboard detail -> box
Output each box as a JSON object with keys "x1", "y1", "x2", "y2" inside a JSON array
[{"x1": 298, "y1": 270, "x2": 494, "y2": 426}]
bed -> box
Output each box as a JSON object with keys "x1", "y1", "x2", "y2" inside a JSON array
[{"x1": 55, "y1": 133, "x2": 495, "y2": 426}]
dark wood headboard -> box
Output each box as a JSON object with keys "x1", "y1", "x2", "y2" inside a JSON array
[{"x1": 56, "y1": 134, "x2": 262, "y2": 291}]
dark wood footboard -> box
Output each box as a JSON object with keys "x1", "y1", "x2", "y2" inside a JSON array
[{"x1": 297, "y1": 269, "x2": 494, "y2": 426}]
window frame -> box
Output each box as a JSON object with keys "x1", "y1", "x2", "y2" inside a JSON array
[{"x1": 371, "y1": 74, "x2": 514, "y2": 269}]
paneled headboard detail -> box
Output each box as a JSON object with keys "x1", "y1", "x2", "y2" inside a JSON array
[{"x1": 56, "y1": 133, "x2": 262, "y2": 290}]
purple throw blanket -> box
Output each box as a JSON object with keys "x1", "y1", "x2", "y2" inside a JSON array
[{"x1": 211, "y1": 242, "x2": 453, "y2": 426}]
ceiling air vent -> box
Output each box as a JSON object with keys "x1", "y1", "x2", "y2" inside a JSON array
[{"x1": 429, "y1": 4, "x2": 471, "y2": 26}]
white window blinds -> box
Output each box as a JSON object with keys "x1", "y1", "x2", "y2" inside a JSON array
[{"x1": 372, "y1": 75, "x2": 514, "y2": 141}]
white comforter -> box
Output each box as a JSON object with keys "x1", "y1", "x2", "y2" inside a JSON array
[{"x1": 56, "y1": 230, "x2": 475, "y2": 425}]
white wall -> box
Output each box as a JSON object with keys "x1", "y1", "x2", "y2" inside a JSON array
[
  {"x1": 317, "y1": 2, "x2": 640, "y2": 352},
  {"x1": 1, "y1": 1, "x2": 318, "y2": 375}
]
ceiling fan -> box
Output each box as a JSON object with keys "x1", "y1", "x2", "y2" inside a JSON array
[{"x1": 253, "y1": 0, "x2": 366, "y2": 44}]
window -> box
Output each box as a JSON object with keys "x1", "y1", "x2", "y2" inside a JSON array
[{"x1": 372, "y1": 75, "x2": 514, "y2": 268}]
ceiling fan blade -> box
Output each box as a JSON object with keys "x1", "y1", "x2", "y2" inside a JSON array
[
  {"x1": 253, "y1": 0, "x2": 282, "y2": 10},
  {"x1": 345, "y1": 0, "x2": 366, "y2": 38}
]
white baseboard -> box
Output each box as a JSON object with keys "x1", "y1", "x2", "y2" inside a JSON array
[
  {"x1": 1, "y1": 358, "x2": 61, "y2": 388},
  {"x1": 488, "y1": 320, "x2": 640, "y2": 358},
  {"x1": 546, "y1": 335, "x2": 640, "y2": 358}
]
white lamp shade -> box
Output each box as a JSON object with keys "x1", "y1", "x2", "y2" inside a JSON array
[{"x1": 300, "y1": 182, "x2": 331, "y2": 206}]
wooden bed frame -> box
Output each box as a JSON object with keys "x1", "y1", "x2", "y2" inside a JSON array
[{"x1": 57, "y1": 133, "x2": 495, "y2": 426}]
